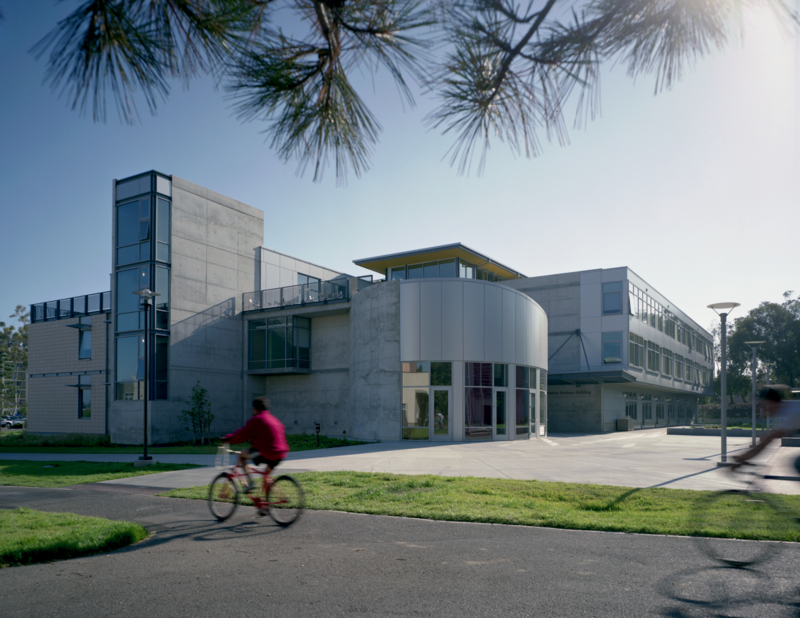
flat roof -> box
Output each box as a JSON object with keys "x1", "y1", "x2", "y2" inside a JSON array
[{"x1": 354, "y1": 243, "x2": 526, "y2": 280}]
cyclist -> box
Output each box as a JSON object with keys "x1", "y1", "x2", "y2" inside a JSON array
[
  {"x1": 733, "y1": 386, "x2": 800, "y2": 472},
  {"x1": 223, "y1": 397, "x2": 289, "y2": 492}
]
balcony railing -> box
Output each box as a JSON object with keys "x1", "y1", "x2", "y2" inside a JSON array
[
  {"x1": 31, "y1": 292, "x2": 112, "y2": 323},
  {"x1": 243, "y1": 280, "x2": 349, "y2": 312}
]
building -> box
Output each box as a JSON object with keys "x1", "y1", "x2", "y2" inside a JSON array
[{"x1": 26, "y1": 171, "x2": 712, "y2": 443}]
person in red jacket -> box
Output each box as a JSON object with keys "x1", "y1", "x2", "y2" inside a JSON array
[{"x1": 223, "y1": 397, "x2": 289, "y2": 492}]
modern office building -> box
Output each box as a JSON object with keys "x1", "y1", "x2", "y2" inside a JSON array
[{"x1": 27, "y1": 172, "x2": 712, "y2": 443}]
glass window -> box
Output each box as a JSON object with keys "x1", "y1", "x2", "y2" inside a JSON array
[
  {"x1": 602, "y1": 332, "x2": 622, "y2": 364},
  {"x1": 629, "y1": 333, "x2": 644, "y2": 367},
  {"x1": 431, "y1": 362, "x2": 451, "y2": 386},
  {"x1": 465, "y1": 362, "x2": 492, "y2": 387},
  {"x1": 515, "y1": 389, "x2": 529, "y2": 435},
  {"x1": 408, "y1": 264, "x2": 423, "y2": 279},
  {"x1": 116, "y1": 335, "x2": 143, "y2": 400},
  {"x1": 439, "y1": 259, "x2": 456, "y2": 278},
  {"x1": 516, "y1": 365, "x2": 529, "y2": 389},
  {"x1": 459, "y1": 260, "x2": 475, "y2": 279},
  {"x1": 117, "y1": 245, "x2": 139, "y2": 266},
  {"x1": 138, "y1": 220, "x2": 150, "y2": 242},
  {"x1": 156, "y1": 198, "x2": 170, "y2": 244},
  {"x1": 464, "y1": 387, "x2": 492, "y2": 440},
  {"x1": 402, "y1": 389, "x2": 429, "y2": 439},
  {"x1": 402, "y1": 362, "x2": 430, "y2": 386},
  {"x1": 496, "y1": 390, "x2": 506, "y2": 436},
  {"x1": 154, "y1": 336, "x2": 168, "y2": 399},
  {"x1": 493, "y1": 364, "x2": 508, "y2": 387},
  {"x1": 423, "y1": 262, "x2": 439, "y2": 278},
  {"x1": 662, "y1": 350, "x2": 673, "y2": 376},
  {"x1": 117, "y1": 202, "x2": 139, "y2": 247},
  {"x1": 390, "y1": 267, "x2": 406, "y2": 280},
  {"x1": 156, "y1": 176, "x2": 171, "y2": 197},
  {"x1": 602, "y1": 282, "x2": 622, "y2": 314},
  {"x1": 79, "y1": 318, "x2": 92, "y2": 359},
  {"x1": 647, "y1": 341, "x2": 660, "y2": 372},
  {"x1": 78, "y1": 375, "x2": 91, "y2": 418},
  {"x1": 116, "y1": 269, "x2": 141, "y2": 313}
]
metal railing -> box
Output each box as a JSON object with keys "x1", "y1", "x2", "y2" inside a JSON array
[
  {"x1": 243, "y1": 280, "x2": 349, "y2": 312},
  {"x1": 31, "y1": 292, "x2": 111, "y2": 323}
]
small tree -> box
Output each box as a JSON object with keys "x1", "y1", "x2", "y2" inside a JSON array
[{"x1": 179, "y1": 381, "x2": 215, "y2": 445}]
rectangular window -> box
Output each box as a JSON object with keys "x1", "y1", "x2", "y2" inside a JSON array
[
  {"x1": 439, "y1": 259, "x2": 456, "y2": 278},
  {"x1": 629, "y1": 333, "x2": 644, "y2": 367},
  {"x1": 602, "y1": 282, "x2": 622, "y2": 314},
  {"x1": 602, "y1": 332, "x2": 622, "y2": 364},
  {"x1": 493, "y1": 364, "x2": 508, "y2": 387},
  {"x1": 459, "y1": 260, "x2": 475, "y2": 279},
  {"x1": 465, "y1": 362, "x2": 492, "y2": 387},
  {"x1": 408, "y1": 264, "x2": 423, "y2": 279},
  {"x1": 662, "y1": 349, "x2": 673, "y2": 377},
  {"x1": 656, "y1": 402, "x2": 665, "y2": 419},
  {"x1": 402, "y1": 388, "x2": 429, "y2": 439},
  {"x1": 78, "y1": 375, "x2": 91, "y2": 418},
  {"x1": 515, "y1": 385, "x2": 529, "y2": 436},
  {"x1": 624, "y1": 394, "x2": 638, "y2": 420},
  {"x1": 248, "y1": 317, "x2": 311, "y2": 370},
  {"x1": 116, "y1": 334, "x2": 144, "y2": 400},
  {"x1": 390, "y1": 267, "x2": 406, "y2": 280},
  {"x1": 431, "y1": 362, "x2": 452, "y2": 386},
  {"x1": 516, "y1": 365, "x2": 530, "y2": 389},
  {"x1": 154, "y1": 335, "x2": 168, "y2": 399},
  {"x1": 78, "y1": 317, "x2": 92, "y2": 359},
  {"x1": 675, "y1": 355, "x2": 684, "y2": 380},
  {"x1": 642, "y1": 395, "x2": 652, "y2": 420},
  {"x1": 647, "y1": 341, "x2": 660, "y2": 372},
  {"x1": 464, "y1": 387, "x2": 492, "y2": 440}
]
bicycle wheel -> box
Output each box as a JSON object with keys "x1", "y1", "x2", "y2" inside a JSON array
[
  {"x1": 267, "y1": 475, "x2": 305, "y2": 527},
  {"x1": 692, "y1": 489, "x2": 786, "y2": 568},
  {"x1": 208, "y1": 473, "x2": 240, "y2": 521}
]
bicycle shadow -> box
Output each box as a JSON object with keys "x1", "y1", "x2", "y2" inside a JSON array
[{"x1": 652, "y1": 563, "x2": 800, "y2": 616}]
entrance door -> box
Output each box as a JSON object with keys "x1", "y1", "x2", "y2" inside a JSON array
[
  {"x1": 493, "y1": 389, "x2": 508, "y2": 439},
  {"x1": 431, "y1": 388, "x2": 451, "y2": 441}
]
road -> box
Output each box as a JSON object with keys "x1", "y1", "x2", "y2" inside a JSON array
[{"x1": 2, "y1": 484, "x2": 799, "y2": 617}]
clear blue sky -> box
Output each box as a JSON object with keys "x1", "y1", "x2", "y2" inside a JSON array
[{"x1": 0, "y1": 2, "x2": 797, "y2": 334}]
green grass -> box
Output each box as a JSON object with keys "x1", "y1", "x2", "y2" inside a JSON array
[
  {"x1": 164, "y1": 471, "x2": 800, "y2": 542},
  {"x1": 0, "y1": 460, "x2": 202, "y2": 488},
  {"x1": 0, "y1": 431, "x2": 366, "y2": 454},
  {"x1": 0, "y1": 508, "x2": 148, "y2": 567}
]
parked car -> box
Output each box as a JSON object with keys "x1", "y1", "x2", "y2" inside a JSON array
[
  {"x1": 0, "y1": 417, "x2": 12, "y2": 428},
  {"x1": 8, "y1": 416, "x2": 26, "y2": 428}
]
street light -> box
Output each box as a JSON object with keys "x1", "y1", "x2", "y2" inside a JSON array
[
  {"x1": 744, "y1": 341, "x2": 765, "y2": 447},
  {"x1": 133, "y1": 288, "x2": 160, "y2": 462},
  {"x1": 708, "y1": 302, "x2": 740, "y2": 465}
]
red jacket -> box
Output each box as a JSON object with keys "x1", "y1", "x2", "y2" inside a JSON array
[{"x1": 225, "y1": 410, "x2": 289, "y2": 460}]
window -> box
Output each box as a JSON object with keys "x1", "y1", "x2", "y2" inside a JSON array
[
  {"x1": 155, "y1": 198, "x2": 170, "y2": 262},
  {"x1": 78, "y1": 375, "x2": 91, "y2": 418},
  {"x1": 624, "y1": 392, "x2": 638, "y2": 420},
  {"x1": 642, "y1": 394, "x2": 652, "y2": 419},
  {"x1": 647, "y1": 341, "x2": 660, "y2": 372},
  {"x1": 662, "y1": 349, "x2": 673, "y2": 377},
  {"x1": 465, "y1": 363, "x2": 492, "y2": 440},
  {"x1": 602, "y1": 282, "x2": 622, "y2": 314},
  {"x1": 117, "y1": 198, "x2": 151, "y2": 266},
  {"x1": 656, "y1": 401, "x2": 665, "y2": 419},
  {"x1": 155, "y1": 266, "x2": 169, "y2": 330},
  {"x1": 116, "y1": 266, "x2": 149, "y2": 332},
  {"x1": 515, "y1": 365, "x2": 533, "y2": 436},
  {"x1": 602, "y1": 332, "x2": 622, "y2": 364},
  {"x1": 116, "y1": 334, "x2": 144, "y2": 400},
  {"x1": 675, "y1": 355, "x2": 684, "y2": 380},
  {"x1": 248, "y1": 317, "x2": 311, "y2": 370},
  {"x1": 390, "y1": 267, "x2": 406, "y2": 280},
  {"x1": 493, "y1": 364, "x2": 508, "y2": 387},
  {"x1": 629, "y1": 333, "x2": 644, "y2": 367},
  {"x1": 78, "y1": 317, "x2": 92, "y2": 359}
]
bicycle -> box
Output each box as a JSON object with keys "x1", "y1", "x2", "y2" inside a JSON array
[
  {"x1": 208, "y1": 444, "x2": 305, "y2": 526},
  {"x1": 692, "y1": 462, "x2": 799, "y2": 568}
]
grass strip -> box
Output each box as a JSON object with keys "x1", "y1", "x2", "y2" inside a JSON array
[
  {"x1": 0, "y1": 460, "x2": 202, "y2": 488},
  {"x1": 163, "y1": 471, "x2": 800, "y2": 542},
  {"x1": 0, "y1": 508, "x2": 148, "y2": 567},
  {"x1": 0, "y1": 432, "x2": 365, "y2": 454}
]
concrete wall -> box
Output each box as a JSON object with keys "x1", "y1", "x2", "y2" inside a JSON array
[
  {"x1": 109, "y1": 175, "x2": 264, "y2": 444},
  {"x1": 256, "y1": 247, "x2": 342, "y2": 291},
  {"x1": 350, "y1": 281, "x2": 402, "y2": 441},
  {"x1": 27, "y1": 313, "x2": 109, "y2": 435},
  {"x1": 547, "y1": 385, "x2": 602, "y2": 433}
]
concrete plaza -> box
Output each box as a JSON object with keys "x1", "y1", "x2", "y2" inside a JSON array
[{"x1": 3, "y1": 428, "x2": 799, "y2": 494}]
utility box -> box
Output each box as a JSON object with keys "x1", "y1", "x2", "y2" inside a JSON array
[{"x1": 616, "y1": 417, "x2": 635, "y2": 431}]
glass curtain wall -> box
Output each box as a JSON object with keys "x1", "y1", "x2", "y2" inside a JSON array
[
  {"x1": 401, "y1": 362, "x2": 452, "y2": 439},
  {"x1": 248, "y1": 317, "x2": 311, "y2": 370},
  {"x1": 115, "y1": 173, "x2": 171, "y2": 400}
]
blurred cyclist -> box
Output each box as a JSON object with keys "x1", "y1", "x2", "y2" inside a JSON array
[
  {"x1": 733, "y1": 386, "x2": 800, "y2": 473},
  {"x1": 223, "y1": 397, "x2": 289, "y2": 492}
]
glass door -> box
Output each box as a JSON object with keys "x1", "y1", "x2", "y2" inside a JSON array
[
  {"x1": 493, "y1": 389, "x2": 508, "y2": 439},
  {"x1": 431, "y1": 388, "x2": 451, "y2": 441}
]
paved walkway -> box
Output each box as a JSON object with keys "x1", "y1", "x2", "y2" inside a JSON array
[{"x1": 4, "y1": 428, "x2": 800, "y2": 494}]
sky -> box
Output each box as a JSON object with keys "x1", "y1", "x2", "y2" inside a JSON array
[{"x1": 0, "y1": 2, "x2": 797, "y2": 336}]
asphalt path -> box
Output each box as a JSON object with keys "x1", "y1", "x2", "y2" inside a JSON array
[{"x1": 2, "y1": 485, "x2": 800, "y2": 617}]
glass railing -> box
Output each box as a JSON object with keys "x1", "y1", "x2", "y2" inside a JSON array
[
  {"x1": 31, "y1": 292, "x2": 111, "y2": 323},
  {"x1": 243, "y1": 280, "x2": 349, "y2": 312}
]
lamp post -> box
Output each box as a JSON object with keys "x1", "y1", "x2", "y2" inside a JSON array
[
  {"x1": 708, "y1": 302, "x2": 740, "y2": 465},
  {"x1": 744, "y1": 341, "x2": 765, "y2": 447},
  {"x1": 133, "y1": 289, "x2": 160, "y2": 462}
]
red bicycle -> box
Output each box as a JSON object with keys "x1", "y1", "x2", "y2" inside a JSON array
[{"x1": 208, "y1": 444, "x2": 304, "y2": 526}]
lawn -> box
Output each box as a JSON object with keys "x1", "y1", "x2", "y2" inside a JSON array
[
  {"x1": 164, "y1": 471, "x2": 800, "y2": 542},
  {"x1": 0, "y1": 460, "x2": 202, "y2": 488},
  {"x1": 0, "y1": 508, "x2": 148, "y2": 567},
  {"x1": 0, "y1": 431, "x2": 366, "y2": 454}
]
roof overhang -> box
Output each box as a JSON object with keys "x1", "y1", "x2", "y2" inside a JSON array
[
  {"x1": 547, "y1": 371, "x2": 640, "y2": 386},
  {"x1": 354, "y1": 243, "x2": 525, "y2": 280}
]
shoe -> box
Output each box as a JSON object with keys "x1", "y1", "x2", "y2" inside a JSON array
[{"x1": 244, "y1": 481, "x2": 257, "y2": 493}]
